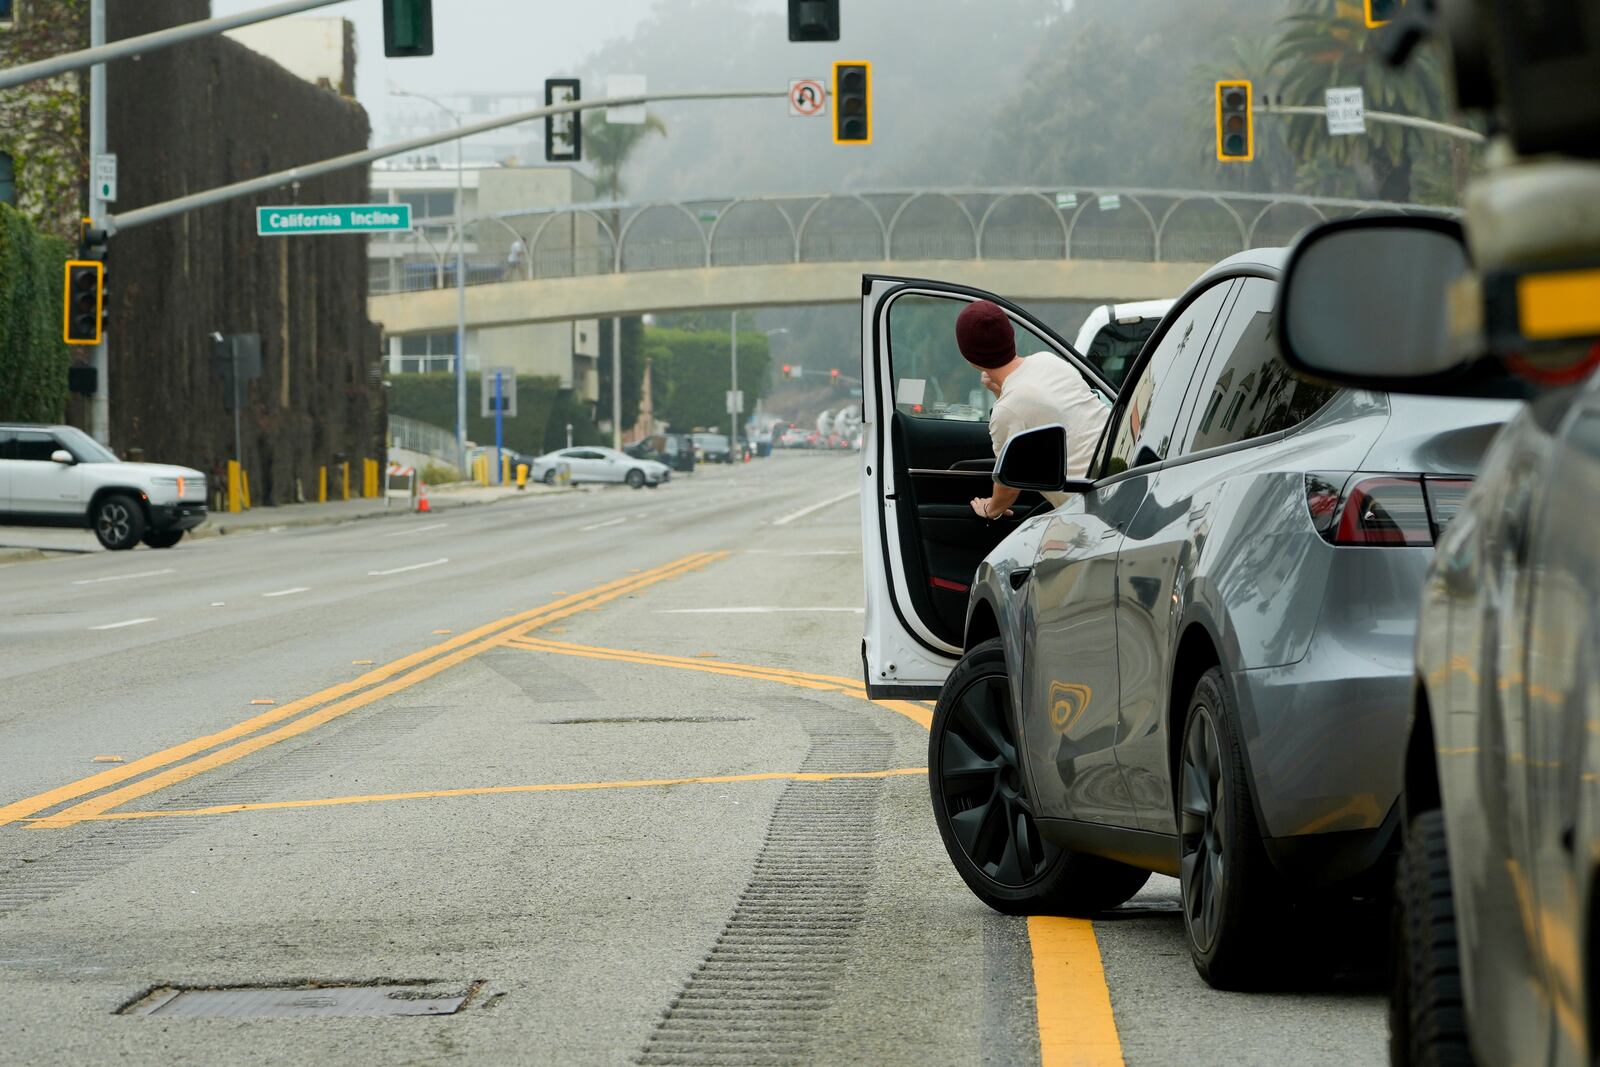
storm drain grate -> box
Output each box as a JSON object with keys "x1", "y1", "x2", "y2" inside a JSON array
[
  {"x1": 120, "y1": 981, "x2": 478, "y2": 1018},
  {"x1": 638, "y1": 714, "x2": 893, "y2": 1067}
]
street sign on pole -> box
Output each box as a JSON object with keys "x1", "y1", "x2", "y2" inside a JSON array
[
  {"x1": 1326, "y1": 87, "x2": 1366, "y2": 135},
  {"x1": 481, "y1": 367, "x2": 518, "y2": 417},
  {"x1": 545, "y1": 78, "x2": 581, "y2": 162},
  {"x1": 788, "y1": 78, "x2": 827, "y2": 118},
  {"x1": 726, "y1": 389, "x2": 745, "y2": 414},
  {"x1": 606, "y1": 75, "x2": 647, "y2": 124},
  {"x1": 94, "y1": 154, "x2": 117, "y2": 202},
  {"x1": 256, "y1": 204, "x2": 412, "y2": 236}
]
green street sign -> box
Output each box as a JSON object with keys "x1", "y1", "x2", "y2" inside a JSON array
[{"x1": 256, "y1": 204, "x2": 413, "y2": 236}]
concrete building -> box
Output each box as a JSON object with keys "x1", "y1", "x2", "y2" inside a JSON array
[
  {"x1": 225, "y1": 17, "x2": 356, "y2": 98},
  {"x1": 368, "y1": 162, "x2": 601, "y2": 403}
]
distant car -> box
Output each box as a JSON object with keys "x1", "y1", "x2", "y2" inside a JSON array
[
  {"x1": 0, "y1": 423, "x2": 207, "y2": 550},
  {"x1": 1072, "y1": 299, "x2": 1175, "y2": 389},
  {"x1": 628, "y1": 434, "x2": 697, "y2": 473},
  {"x1": 528, "y1": 446, "x2": 669, "y2": 488},
  {"x1": 691, "y1": 432, "x2": 733, "y2": 464}
]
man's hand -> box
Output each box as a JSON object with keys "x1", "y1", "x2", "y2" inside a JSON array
[
  {"x1": 979, "y1": 371, "x2": 1002, "y2": 399},
  {"x1": 971, "y1": 497, "x2": 1014, "y2": 520}
]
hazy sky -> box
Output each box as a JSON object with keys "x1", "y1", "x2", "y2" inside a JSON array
[{"x1": 212, "y1": 0, "x2": 664, "y2": 131}]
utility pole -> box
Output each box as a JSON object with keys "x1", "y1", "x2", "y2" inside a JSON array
[
  {"x1": 729, "y1": 310, "x2": 739, "y2": 460},
  {"x1": 87, "y1": 0, "x2": 109, "y2": 445},
  {"x1": 612, "y1": 318, "x2": 622, "y2": 451}
]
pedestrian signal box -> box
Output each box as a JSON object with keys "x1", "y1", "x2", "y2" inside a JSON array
[
  {"x1": 1364, "y1": 0, "x2": 1401, "y2": 27},
  {"x1": 1215, "y1": 80, "x2": 1253, "y2": 162},
  {"x1": 382, "y1": 0, "x2": 433, "y2": 57},
  {"x1": 788, "y1": 0, "x2": 840, "y2": 41},
  {"x1": 64, "y1": 260, "x2": 104, "y2": 345},
  {"x1": 833, "y1": 61, "x2": 871, "y2": 145}
]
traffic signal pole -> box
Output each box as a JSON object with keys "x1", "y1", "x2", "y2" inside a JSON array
[
  {"x1": 87, "y1": 0, "x2": 109, "y2": 445},
  {"x1": 1258, "y1": 103, "x2": 1484, "y2": 143}
]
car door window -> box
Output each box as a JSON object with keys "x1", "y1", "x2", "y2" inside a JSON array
[
  {"x1": 11, "y1": 431, "x2": 56, "y2": 462},
  {"x1": 1101, "y1": 281, "x2": 1233, "y2": 476},
  {"x1": 1179, "y1": 278, "x2": 1340, "y2": 454},
  {"x1": 887, "y1": 293, "x2": 1103, "y2": 423}
]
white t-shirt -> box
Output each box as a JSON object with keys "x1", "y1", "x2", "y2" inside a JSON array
[{"x1": 988, "y1": 353, "x2": 1109, "y2": 506}]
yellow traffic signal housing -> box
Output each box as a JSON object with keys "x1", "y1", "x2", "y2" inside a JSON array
[
  {"x1": 1364, "y1": 0, "x2": 1401, "y2": 27},
  {"x1": 833, "y1": 61, "x2": 871, "y2": 145},
  {"x1": 64, "y1": 259, "x2": 104, "y2": 345},
  {"x1": 1215, "y1": 80, "x2": 1253, "y2": 162}
]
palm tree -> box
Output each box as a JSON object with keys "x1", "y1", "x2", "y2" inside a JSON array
[{"x1": 1272, "y1": 0, "x2": 1451, "y2": 202}]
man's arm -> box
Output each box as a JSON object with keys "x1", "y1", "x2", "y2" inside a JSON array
[{"x1": 970, "y1": 482, "x2": 1019, "y2": 520}]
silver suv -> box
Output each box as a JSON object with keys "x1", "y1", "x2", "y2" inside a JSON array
[{"x1": 0, "y1": 424, "x2": 207, "y2": 550}]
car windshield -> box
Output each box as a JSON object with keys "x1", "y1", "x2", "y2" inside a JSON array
[{"x1": 54, "y1": 426, "x2": 119, "y2": 463}]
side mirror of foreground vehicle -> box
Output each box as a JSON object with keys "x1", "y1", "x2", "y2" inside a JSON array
[
  {"x1": 50, "y1": 449, "x2": 75, "y2": 465},
  {"x1": 1278, "y1": 215, "x2": 1514, "y2": 397},
  {"x1": 994, "y1": 425, "x2": 1092, "y2": 495}
]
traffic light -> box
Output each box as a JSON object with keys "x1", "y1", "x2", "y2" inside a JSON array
[
  {"x1": 830, "y1": 368, "x2": 840, "y2": 381},
  {"x1": 1364, "y1": 0, "x2": 1401, "y2": 27},
  {"x1": 833, "y1": 61, "x2": 871, "y2": 145},
  {"x1": 788, "y1": 0, "x2": 840, "y2": 41},
  {"x1": 382, "y1": 0, "x2": 433, "y2": 58},
  {"x1": 64, "y1": 260, "x2": 104, "y2": 346},
  {"x1": 781, "y1": 364, "x2": 792, "y2": 377},
  {"x1": 1215, "y1": 80, "x2": 1253, "y2": 162},
  {"x1": 545, "y1": 78, "x2": 581, "y2": 163}
]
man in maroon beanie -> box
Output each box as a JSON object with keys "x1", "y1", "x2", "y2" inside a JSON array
[{"x1": 954, "y1": 300, "x2": 1109, "y2": 519}]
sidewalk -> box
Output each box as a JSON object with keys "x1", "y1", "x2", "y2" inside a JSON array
[{"x1": 0, "y1": 480, "x2": 564, "y2": 565}]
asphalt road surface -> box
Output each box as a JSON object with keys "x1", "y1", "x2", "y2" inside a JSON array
[{"x1": 0, "y1": 452, "x2": 1385, "y2": 1065}]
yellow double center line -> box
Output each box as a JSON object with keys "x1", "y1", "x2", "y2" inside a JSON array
[{"x1": 6, "y1": 552, "x2": 725, "y2": 830}]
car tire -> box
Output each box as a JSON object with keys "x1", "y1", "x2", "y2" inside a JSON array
[
  {"x1": 93, "y1": 493, "x2": 146, "y2": 551},
  {"x1": 626, "y1": 469, "x2": 646, "y2": 489},
  {"x1": 930, "y1": 637, "x2": 1151, "y2": 915},
  {"x1": 141, "y1": 529, "x2": 184, "y2": 549},
  {"x1": 1391, "y1": 809, "x2": 1475, "y2": 1067},
  {"x1": 542, "y1": 469, "x2": 557, "y2": 486},
  {"x1": 1178, "y1": 667, "x2": 1282, "y2": 989}
]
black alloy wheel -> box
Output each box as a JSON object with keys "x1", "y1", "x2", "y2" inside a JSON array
[
  {"x1": 542, "y1": 469, "x2": 557, "y2": 485},
  {"x1": 1177, "y1": 667, "x2": 1279, "y2": 988},
  {"x1": 930, "y1": 638, "x2": 1150, "y2": 915},
  {"x1": 626, "y1": 468, "x2": 646, "y2": 489},
  {"x1": 93, "y1": 493, "x2": 145, "y2": 551}
]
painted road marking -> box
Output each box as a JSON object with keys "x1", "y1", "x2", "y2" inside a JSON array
[
  {"x1": 71, "y1": 568, "x2": 175, "y2": 586},
  {"x1": 657, "y1": 606, "x2": 863, "y2": 614},
  {"x1": 46, "y1": 768, "x2": 927, "y2": 822},
  {"x1": 772, "y1": 488, "x2": 859, "y2": 527},
  {"x1": 368, "y1": 557, "x2": 450, "y2": 577},
  {"x1": 3, "y1": 553, "x2": 723, "y2": 829},
  {"x1": 382, "y1": 522, "x2": 449, "y2": 538},
  {"x1": 744, "y1": 549, "x2": 861, "y2": 556},
  {"x1": 580, "y1": 517, "x2": 627, "y2": 532},
  {"x1": 89, "y1": 617, "x2": 156, "y2": 631},
  {"x1": 1030, "y1": 916, "x2": 1125, "y2": 1066},
  {"x1": 261, "y1": 587, "x2": 310, "y2": 598}
]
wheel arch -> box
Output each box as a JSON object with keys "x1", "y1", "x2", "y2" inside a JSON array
[
  {"x1": 87, "y1": 485, "x2": 150, "y2": 523},
  {"x1": 1167, "y1": 621, "x2": 1223, "y2": 790},
  {"x1": 1402, "y1": 681, "x2": 1442, "y2": 821},
  {"x1": 964, "y1": 594, "x2": 1001, "y2": 649}
]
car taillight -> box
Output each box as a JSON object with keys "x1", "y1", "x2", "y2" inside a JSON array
[{"x1": 1304, "y1": 473, "x2": 1473, "y2": 547}]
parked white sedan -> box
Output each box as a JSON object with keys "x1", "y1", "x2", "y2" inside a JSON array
[{"x1": 528, "y1": 447, "x2": 670, "y2": 489}]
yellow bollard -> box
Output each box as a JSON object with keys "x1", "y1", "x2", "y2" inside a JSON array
[
  {"x1": 227, "y1": 460, "x2": 242, "y2": 514},
  {"x1": 516, "y1": 463, "x2": 529, "y2": 490},
  {"x1": 365, "y1": 458, "x2": 378, "y2": 498},
  {"x1": 341, "y1": 461, "x2": 350, "y2": 501},
  {"x1": 318, "y1": 465, "x2": 327, "y2": 504},
  {"x1": 501, "y1": 453, "x2": 511, "y2": 485},
  {"x1": 241, "y1": 469, "x2": 252, "y2": 510}
]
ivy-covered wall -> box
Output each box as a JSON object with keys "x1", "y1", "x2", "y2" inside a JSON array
[
  {"x1": 0, "y1": 203, "x2": 70, "y2": 421},
  {"x1": 0, "y1": 0, "x2": 90, "y2": 240}
]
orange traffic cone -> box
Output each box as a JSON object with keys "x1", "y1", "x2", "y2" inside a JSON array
[{"x1": 416, "y1": 482, "x2": 431, "y2": 513}]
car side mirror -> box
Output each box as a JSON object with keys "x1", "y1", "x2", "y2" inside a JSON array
[
  {"x1": 50, "y1": 449, "x2": 75, "y2": 465},
  {"x1": 1278, "y1": 216, "x2": 1488, "y2": 394},
  {"x1": 995, "y1": 425, "x2": 1092, "y2": 495}
]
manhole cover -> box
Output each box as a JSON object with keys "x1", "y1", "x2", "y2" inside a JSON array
[{"x1": 120, "y1": 982, "x2": 476, "y2": 1018}]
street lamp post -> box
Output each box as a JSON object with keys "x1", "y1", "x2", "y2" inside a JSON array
[
  {"x1": 392, "y1": 88, "x2": 468, "y2": 471},
  {"x1": 729, "y1": 310, "x2": 739, "y2": 461}
]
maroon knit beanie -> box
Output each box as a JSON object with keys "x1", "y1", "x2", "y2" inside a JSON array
[{"x1": 955, "y1": 300, "x2": 1016, "y2": 370}]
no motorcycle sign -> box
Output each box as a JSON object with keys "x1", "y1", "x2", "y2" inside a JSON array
[{"x1": 789, "y1": 78, "x2": 827, "y2": 118}]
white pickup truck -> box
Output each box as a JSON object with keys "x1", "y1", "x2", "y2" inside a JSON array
[{"x1": 0, "y1": 423, "x2": 207, "y2": 550}]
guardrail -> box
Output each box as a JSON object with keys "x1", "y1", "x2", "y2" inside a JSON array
[
  {"x1": 389, "y1": 414, "x2": 462, "y2": 470},
  {"x1": 368, "y1": 186, "x2": 1457, "y2": 297}
]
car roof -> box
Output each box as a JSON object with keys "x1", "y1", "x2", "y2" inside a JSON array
[
  {"x1": 0, "y1": 423, "x2": 70, "y2": 431},
  {"x1": 1191, "y1": 247, "x2": 1287, "y2": 289},
  {"x1": 1110, "y1": 298, "x2": 1177, "y2": 319}
]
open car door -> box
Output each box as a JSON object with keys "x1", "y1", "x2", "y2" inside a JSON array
[{"x1": 860, "y1": 276, "x2": 1116, "y2": 698}]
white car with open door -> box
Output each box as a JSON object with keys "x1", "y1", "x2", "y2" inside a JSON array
[{"x1": 858, "y1": 277, "x2": 1116, "y2": 700}]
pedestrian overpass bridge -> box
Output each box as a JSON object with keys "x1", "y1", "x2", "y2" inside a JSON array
[{"x1": 368, "y1": 186, "x2": 1446, "y2": 334}]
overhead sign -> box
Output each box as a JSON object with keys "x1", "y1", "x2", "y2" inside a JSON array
[
  {"x1": 606, "y1": 75, "x2": 647, "y2": 125},
  {"x1": 94, "y1": 154, "x2": 117, "y2": 203},
  {"x1": 789, "y1": 78, "x2": 827, "y2": 118},
  {"x1": 1326, "y1": 87, "x2": 1366, "y2": 136},
  {"x1": 545, "y1": 78, "x2": 581, "y2": 162},
  {"x1": 256, "y1": 204, "x2": 413, "y2": 236}
]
